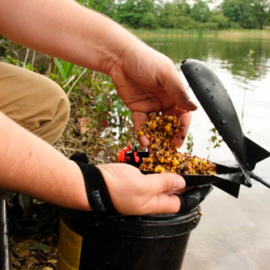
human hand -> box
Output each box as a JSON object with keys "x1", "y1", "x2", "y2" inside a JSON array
[
  {"x1": 98, "y1": 163, "x2": 213, "y2": 215},
  {"x1": 71, "y1": 153, "x2": 212, "y2": 215},
  {"x1": 71, "y1": 152, "x2": 185, "y2": 214},
  {"x1": 107, "y1": 40, "x2": 197, "y2": 148},
  {"x1": 97, "y1": 163, "x2": 186, "y2": 215}
]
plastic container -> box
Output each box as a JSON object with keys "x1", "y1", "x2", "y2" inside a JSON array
[{"x1": 58, "y1": 207, "x2": 201, "y2": 270}]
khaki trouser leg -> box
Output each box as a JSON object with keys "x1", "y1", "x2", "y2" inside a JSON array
[{"x1": 0, "y1": 62, "x2": 70, "y2": 145}]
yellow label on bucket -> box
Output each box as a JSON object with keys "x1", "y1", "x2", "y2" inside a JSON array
[{"x1": 58, "y1": 218, "x2": 83, "y2": 270}]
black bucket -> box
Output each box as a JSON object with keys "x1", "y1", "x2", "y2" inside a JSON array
[{"x1": 58, "y1": 207, "x2": 201, "y2": 270}]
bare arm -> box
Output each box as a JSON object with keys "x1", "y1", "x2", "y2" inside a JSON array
[
  {"x1": 0, "y1": 0, "x2": 135, "y2": 74},
  {"x1": 0, "y1": 112, "x2": 91, "y2": 210},
  {"x1": 0, "y1": 0, "x2": 196, "y2": 117},
  {"x1": 0, "y1": 0, "x2": 196, "y2": 147},
  {"x1": 0, "y1": 112, "x2": 186, "y2": 214}
]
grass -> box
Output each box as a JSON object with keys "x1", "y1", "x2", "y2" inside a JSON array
[{"x1": 132, "y1": 28, "x2": 270, "y2": 40}]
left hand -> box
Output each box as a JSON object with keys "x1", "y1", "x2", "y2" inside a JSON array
[
  {"x1": 96, "y1": 163, "x2": 213, "y2": 215},
  {"x1": 97, "y1": 163, "x2": 187, "y2": 215},
  {"x1": 71, "y1": 152, "x2": 213, "y2": 215}
]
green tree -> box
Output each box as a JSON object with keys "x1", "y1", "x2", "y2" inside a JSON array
[
  {"x1": 222, "y1": 0, "x2": 270, "y2": 29},
  {"x1": 173, "y1": 0, "x2": 191, "y2": 16},
  {"x1": 190, "y1": 0, "x2": 211, "y2": 22},
  {"x1": 209, "y1": 10, "x2": 229, "y2": 29},
  {"x1": 139, "y1": 12, "x2": 159, "y2": 29},
  {"x1": 116, "y1": 0, "x2": 157, "y2": 28},
  {"x1": 92, "y1": 0, "x2": 117, "y2": 18},
  {"x1": 159, "y1": 2, "x2": 181, "y2": 28},
  {"x1": 252, "y1": 0, "x2": 270, "y2": 29}
]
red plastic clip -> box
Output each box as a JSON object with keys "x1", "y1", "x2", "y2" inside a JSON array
[
  {"x1": 133, "y1": 151, "x2": 140, "y2": 163},
  {"x1": 118, "y1": 143, "x2": 132, "y2": 163}
]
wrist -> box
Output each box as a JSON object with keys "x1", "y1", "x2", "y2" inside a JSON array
[
  {"x1": 99, "y1": 24, "x2": 142, "y2": 75},
  {"x1": 70, "y1": 153, "x2": 117, "y2": 214}
]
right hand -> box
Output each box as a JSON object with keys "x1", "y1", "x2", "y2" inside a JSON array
[{"x1": 106, "y1": 40, "x2": 196, "y2": 148}]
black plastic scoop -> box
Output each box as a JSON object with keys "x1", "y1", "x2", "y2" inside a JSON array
[
  {"x1": 119, "y1": 147, "x2": 242, "y2": 198},
  {"x1": 180, "y1": 59, "x2": 270, "y2": 191}
]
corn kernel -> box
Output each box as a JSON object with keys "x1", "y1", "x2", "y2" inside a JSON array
[
  {"x1": 193, "y1": 157, "x2": 199, "y2": 166},
  {"x1": 201, "y1": 159, "x2": 207, "y2": 165},
  {"x1": 172, "y1": 159, "x2": 180, "y2": 166},
  {"x1": 150, "y1": 121, "x2": 157, "y2": 130},
  {"x1": 164, "y1": 123, "x2": 172, "y2": 133},
  {"x1": 154, "y1": 165, "x2": 166, "y2": 173},
  {"x1": 159, "y1": 157, "x2": 165, "y2": 163}
]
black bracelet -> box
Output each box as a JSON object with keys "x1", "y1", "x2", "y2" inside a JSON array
[{"x1": 74, "y1": 161, "x2": 117, "y2": 214}]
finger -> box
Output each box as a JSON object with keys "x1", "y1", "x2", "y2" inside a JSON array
[
  {"x1": 163, "y1": 70, "x2": 197, "y2": 111},
  {"x1": 132, "y1": 111, "x2": 150, "y2": 147},
  {"x1": 146, "y1": 173, "x2": 186, "y2": 195},
  {"x1": 173, "y1": 88, "x2": 197, "y2": 111},
  {"x1": 132, "y1": 111, "x2": 147, "y2": 133},
  {"x1": 149, "y1": 193, "x2": 181, "y2": 214},
  {"x1": 173, "y1": 109, "x2": 192, "y2": 147},
  {"x1": 165, "y1": 186, "x2": 193, "y2": 195},
  {"x1": 157, "y1": 106, "x2": 191, "y2": 148}
]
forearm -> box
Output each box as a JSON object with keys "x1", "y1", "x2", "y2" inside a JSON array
[
  {"x1": 0, "y1": 112, "x2": 91, "y2": 211},
  {"x1": 0, "y1": 0, "x2": 139, "y2": 74}
]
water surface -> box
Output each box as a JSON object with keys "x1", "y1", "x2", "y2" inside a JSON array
[{"x1": 143, "y1": 34, "x2": 270, "y2": 270}]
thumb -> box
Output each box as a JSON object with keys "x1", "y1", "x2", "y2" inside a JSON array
[
  {"x1": 143, "y1": 173, "x2": 186, "y2": 214},
  {"x1": 147, "y1": 173, "x2": 186, "y2": 195}
]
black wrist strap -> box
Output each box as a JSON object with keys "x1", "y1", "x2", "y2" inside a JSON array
[{"x1": 75, "y1": 161, "x2": 117, "y2": 214}]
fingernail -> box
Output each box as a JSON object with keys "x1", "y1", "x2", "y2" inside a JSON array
[
  {"x1": 140, "y1": 135, "x2": 149, "y2": 147},
  {"x1": 173, "y1": 134, "x2": 185, "y2": 147},
  {"x1": 187, "y1": 99, "x2": 197, "y2": 110},
  {"x1": 174, "y1": 176, "x2": 186, "y2": 189}
]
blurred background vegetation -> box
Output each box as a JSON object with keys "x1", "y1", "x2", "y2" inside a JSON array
[
  {"x1": 89, "y1": 0, "x2": 270, "y2": 30},
  {"x1": 0, "y1": 42, "x2": 134, "y2": 164}
]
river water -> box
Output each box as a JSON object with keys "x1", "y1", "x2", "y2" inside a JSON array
[{"x1": 143, "y1": 34, "x2": 270, "y2": 270}]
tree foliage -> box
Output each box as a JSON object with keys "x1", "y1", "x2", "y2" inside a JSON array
[
  {"x1": 90, "y1": 0, "x2": 270, "y2": 30},
  {"x1": 190, "y1": 0, "x2": 211, "y2": 23},
  {"x1": 222, "y1": 0, "x2": 270, "y2": 29},
  {"x1": 115, "y1": 0, "x2": 158, "y2": 28}
]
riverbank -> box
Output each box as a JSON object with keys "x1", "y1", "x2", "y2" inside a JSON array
[{"x1": 132, "y1": 29, "x2": 270, "y2": 40}]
